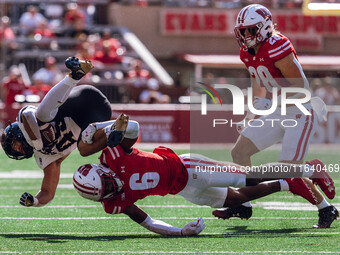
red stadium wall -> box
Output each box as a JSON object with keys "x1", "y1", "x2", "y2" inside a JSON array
[{"x1": 1, "y1": 104, "x2": 340, "y2": 144}]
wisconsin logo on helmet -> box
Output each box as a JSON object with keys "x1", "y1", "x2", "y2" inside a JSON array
[{"x1": 255, "y1": 8, "x2": 271, "y2": 20}]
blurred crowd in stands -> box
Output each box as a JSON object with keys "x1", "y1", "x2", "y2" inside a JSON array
[
  {"x1": 0, "y1": 1, "x2": 339, "y2": 108},
  {"x1": 0, "y1": 2, "x2": 172, "y2": 106}
]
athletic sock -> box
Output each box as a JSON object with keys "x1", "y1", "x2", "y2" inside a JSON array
[
  {"x1": 316, "y1": 198, "x2": 330, "y2": 210},
  {"x1": 279, "y1": 179, "x2": 289, "y2": 191}
]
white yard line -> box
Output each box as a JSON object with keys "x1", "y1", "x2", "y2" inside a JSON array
[
  {"x1": 0, "y1": 231, "x2": 339, "y2": 236},
  {"x1": 0, "y1": 251, "x2": 338, "y2": 254},
  {"x1": 1, "y1": 202, "x2": 339, "y2": 211},
  {"x1": 0, "y1": 251, "x2": 339, "y2": 254},
  {"x1": 0, "y1": 184, "x2": 74, "y2": 190},
  {"x1": 0, "y1": 171, "x2": 73, "y2": 179},
  {"x1": 0, "y1": 216, "x2": 320, "y2": 220}
]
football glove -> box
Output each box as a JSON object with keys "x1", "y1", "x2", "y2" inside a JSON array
[
  {"x1": 181, "y1": 217, "x2": 206, "y2": 236},
  {"x1": 107, "y1": 114, "x2": 129, "y2": 148},
  {"x1": 20, "y1": 192, "x2": 34, "y2": 207},
  {"x1": 253, "y1": 97, "x2": 272, "y2": 110},
  {"x1": 82, "y1": 123, "x2": 97, "y2": 144},
  {"x1": 65, "y1": 56, "x2": 93, "y2": 80}
]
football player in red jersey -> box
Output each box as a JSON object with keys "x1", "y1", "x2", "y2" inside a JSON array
[
  {"x1": 71, "y1": 113, "x2": 337, "y2": 235},
  {"x1": 225, "y1": 4, "x2": 337, "y2": 228}
]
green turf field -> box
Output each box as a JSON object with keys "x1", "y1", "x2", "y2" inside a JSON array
[{"x1": 0, "y1": 146, "x2": 339, "y2": 254}]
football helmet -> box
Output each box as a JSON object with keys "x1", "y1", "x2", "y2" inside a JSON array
[
  {"x1": 1, "y1": 121, "x2": 34, "y2": 160},
  {"x1": 73, "y1": 164, "x2": 123, "y2": 202},
  {"x1": 234, "y1": 4, "x2": 273, "y2": 50}
]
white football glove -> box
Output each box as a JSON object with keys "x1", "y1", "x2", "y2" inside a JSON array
[
  {"x1": 81, "y1": 123, "x2": 97, "y2": 144},
  {"x1": 181, "y1": 217, "x2": 205, "y2": 236},
  {"x1": 253, "y1": 97, "x2": 272, "y2": 110}
]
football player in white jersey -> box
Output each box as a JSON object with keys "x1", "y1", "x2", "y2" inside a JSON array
[
  {"x1": 0, "y1": 57, "x2": 135, "y2": 208},
  {"x1": 214, "y1": 4, "x2": 338, "y2": 228}
]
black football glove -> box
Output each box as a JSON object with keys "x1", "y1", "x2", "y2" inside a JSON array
[
  {"x1": 20, "y1": 192, "x2": 34, "y2": 207},
  {"x1": 65, "y1": 56, "x2": 93, "y2": 80}
]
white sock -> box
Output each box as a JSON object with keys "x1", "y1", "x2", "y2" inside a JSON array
[
  {"x1": 301, "y1": 165, "x2": 313, "y2": 178},
  {"x1": 36, "y1": 75, "x2": 79, "y2": 122},
  {"x1": 279, "y1": 179, "x2": 289, "y2": 191},
  {"x1": 242, "y1": 201, "x2": 251, "y2": 207},
  {"x1": 316, "y1": 198, "x2": 330, "y2": 210}
]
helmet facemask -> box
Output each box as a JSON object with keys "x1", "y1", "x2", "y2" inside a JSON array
[
  {"x1": 235, "y1": 22, "x2": 264, "y2": 50},
  {"x1": 99, "y1": 169, "x2": 123, "y2": 200},
  {"x1": 73, "y1": 164, "x2": 123, "y2": 202},
  {"x1": 1, "y1": 122, "x2": 33, "y2": 160}
]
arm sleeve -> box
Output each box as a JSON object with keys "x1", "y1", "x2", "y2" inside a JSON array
[
  {"x1": 97, "y1": 120, "x2": 139, "y2": 139},
  {"x1": 36, "y1": 75, "x2": 79, "y2": 122},
  {"x1": 140, "y1": 215, "x2": 182, "y2": 236}
]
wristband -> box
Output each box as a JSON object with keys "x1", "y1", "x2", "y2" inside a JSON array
[{"x1": 33, "y1": 197, "x2": 39, "y2": 207}]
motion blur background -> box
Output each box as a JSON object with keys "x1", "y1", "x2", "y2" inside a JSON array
[{"x1": 0, "y1": 0, "x2": 339, "y2": 144}]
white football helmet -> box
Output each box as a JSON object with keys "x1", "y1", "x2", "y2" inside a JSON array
[
  {"x1": 234, "y1": 4, "x2": 273, "y2": 50},
  {"x1": 73, "y1": 164, "x2": 123, "y2": 202}
]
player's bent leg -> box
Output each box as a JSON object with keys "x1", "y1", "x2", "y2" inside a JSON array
[
  {"x1": 306, "y1": 159, "x2": 335, "y2": 199},
  {"x1": 212, "y1": 182, "x2": 280, "y2": 220},
  {"x1": 280, "y1": 159, "x2": 338, "y2": 227},
  {"x1": 302, "y1": 178, "x2": 326, "y2": 205},
  {"x1": 223, "y1": 181, "x2": 281, "y2": 208},
  {"x1": 231, "y1": 135, "x2": 259, "y2": 166},
  {"x1": 302, "y1": 178, "x2": 338, "y2": 228}
]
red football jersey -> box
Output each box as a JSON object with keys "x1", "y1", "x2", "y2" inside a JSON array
[
  {"x1": 240, "y1": 33, "x2": 299, "y2": 98},
  {"x1": 100, "y1": 146, "x2": 188, "y2": 214}
]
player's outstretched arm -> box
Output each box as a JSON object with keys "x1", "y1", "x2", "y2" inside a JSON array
[
  {"x1": 19, "y1": 157, "x2": 64, "y2": 207},
  {"x1": 124, "y1": 205, "x2": 205, "y2": 236}
]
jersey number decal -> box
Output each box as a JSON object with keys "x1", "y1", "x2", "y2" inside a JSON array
[
  {"x1": 248, "y1": 65, "x2": 279, "y2": 90},
  {"x1": 129, "y1": 172, "x2": 160, "y2": 190},
  {"x1": 54, "y1": 119, "x2": 77, "y2": 152},
  {"x1": 268, "y1": 34, "x2": 281, "y2": 45}
]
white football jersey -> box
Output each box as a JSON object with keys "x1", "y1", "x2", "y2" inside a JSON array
[{"x1": 34, "y1": 117, "x2": 81, "y2": 169}]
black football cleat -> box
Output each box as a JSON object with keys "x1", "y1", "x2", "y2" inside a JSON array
[
  {"x1": 313, "y1": 205, "x2": 339, "y2": 228},
  {"x1": 212, "y1": 205, "x2": 252, "y2": 220},
  {"x1": 65, "y1": 56, "x2": 93, "y2": 80}
]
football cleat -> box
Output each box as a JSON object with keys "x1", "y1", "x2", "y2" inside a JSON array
[
  {"x1": 285, "y1": 178, "x2": 317, "y2": 205},
  {"x1": 313, "y1": 205, "x2": 339, "y2": 228},
  {"x1": 212, "y1": 205, "x2": 252, "y2": 220},
  {"x1": 306, "y1": 159, "x2": 335, "y2": 199},
  {"x1": 107, "y1": 113, "x2": 129, "y2": 148},
  {"x1": 65, "y1": 56, "x2": 93, "y2": 80}
]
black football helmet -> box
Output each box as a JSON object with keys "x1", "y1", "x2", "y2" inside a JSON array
[{"x1": 1, "y1": 122, "x2": 33, "y2": 160}]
